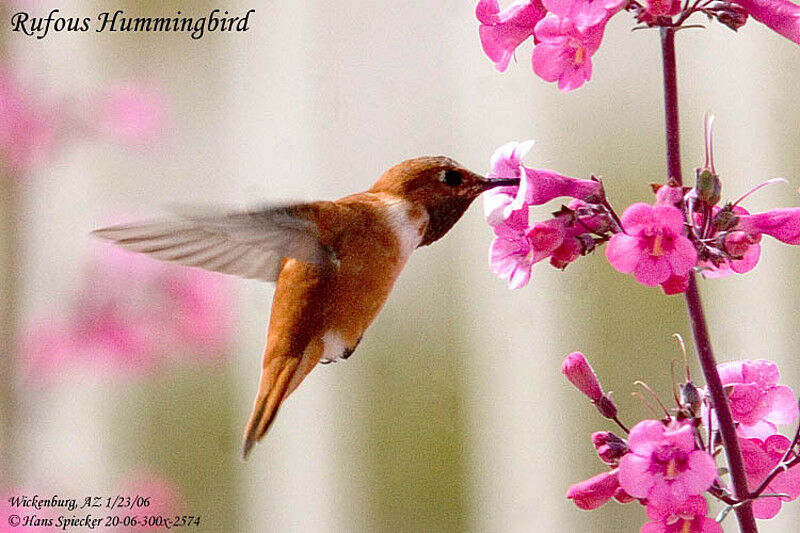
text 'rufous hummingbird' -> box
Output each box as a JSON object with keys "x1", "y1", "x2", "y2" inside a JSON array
[{"x1": 93, "y1": 156, "x2": 519, "y2": 459}]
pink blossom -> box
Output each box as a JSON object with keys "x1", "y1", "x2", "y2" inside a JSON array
[
  {"x1": 544, "y1": 0, "x2": 626, "y2": 28},
  {"x1": 736, "y1": 207, "x2": 800, "y2": 245},
  {"x1": 732, "y1": 0, "x2": 800, "y2": 45},
  {"x1": 640, "y1": 0, "x2": 682, "y2": 22},
  {"x1": 476, "y1": 0, "x2": 547, "y2": 71},
  {"x1": 484, "y1": 140, "x2": 600, "y2": 217},
  {"x1": 531, "y1": 15, "x2": 606, "y2": 91},
  {"x1": 618, "y1": 420, "x2": 717, "y2": 510},
  {"x1": 489, "y1": 214, "x2": 535, "y2": 289},
  {"x1": 641, "y1": 496, "x2": 722, "y2": 533},
  {"x1": 566, "y1": 470, "x2": 620, "y2": 510},
  {"x1": 606, "y1": 203, "x2": 697, "y2": 289},
  {"x1": 19, "y1": 242, "x2": 233, "y2": 382},
  {"x1": 740, "y1": 435, "x2": 800, "y2": 519},
  {"x1": 562, "y1": 351, "x2": 603, "y2": 401},
  {"x1": 0, "y1": 66, "x2": 58, "y2": 173},
  {"x1": 96, "y1": 82, "x2": 168, "y2": 145},
  {"x1": 489, "y1": 212, "x2": 569, "y2": 288},
  {"x1": 716, "y1": 359, "x2": 798, "y2": 439}
]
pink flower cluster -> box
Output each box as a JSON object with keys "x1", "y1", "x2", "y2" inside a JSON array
[
  {"x1": 563, "y1": 352, "x2": 800, "y2": 529},
  {"x1": 0, "y1": 63, "x2": 168, "y2": 177},
  {"x1": 475, "y1": 0, "x2": 800, "y2": 91},
  {"x1": 19, "y1": 242, "x2": 234, "y2": 382},
  {"x1": 483, "y1": 131, "x2": 800, "y2": 294},
  {"x1": 484, "y1": 140, "x2": 604, "y2": 288}
]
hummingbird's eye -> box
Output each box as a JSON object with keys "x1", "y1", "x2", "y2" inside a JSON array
[{"x1": 441, "y1": 169, "x2": 462, "y2": 187}]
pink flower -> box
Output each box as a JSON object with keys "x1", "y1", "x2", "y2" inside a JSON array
[
  {"x1": 736, "y1": 207, "x2": 800, "y2": 245},
  {"x1": 544, "y1": 0, "x2": 626, "y2": 28},
  {"x1": 618, "y1": 420, "x2": 717, "y2": 510},
  {"x1": 606, "y1": 203, "x2": 697, "y2": 289},
  {"x1": 567, "y1": 470, "x2": 620, "y2": 510},
  {"x1": 0, "y1": 66, "x2": 58, "y2": 173},
  {"x1": 640, "y1": 0, "x2": 682, "y2": 22},
  {"x1": 476, "y1": 0, "x2": 547, "y2": 71},
  {"x1": 562, "y1": 351, "x2": 603, "y2": 401},
  {"x1": 96, "y1": 82, "x2": 168, "y2": 145},
  {"x1": 488, "y1": 212, "x2": 569, "y2": 288},
  {"x1": 740, "y1": 435, "x2": 800, "y2": 519},
  {"x1": 531, "y1": 15, "x2": 606, "y2": 91},
  {"x1": 732, "y1": 0, "x2": 800, "y2": 45},
  {"x1": 641, "y1": 496, "x2": 722, "y2": 533},
  {"x1": 716, "y1": 359, "x2": 798, "y2": 439},
  {"x1": 485, "y1": 140, "x2": 601, "y2": 217},
  {"x1": 19, "y1": 241, "x2": 233, "y2": 382}
]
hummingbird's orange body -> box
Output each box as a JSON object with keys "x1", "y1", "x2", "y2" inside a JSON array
[{"x1": 93, "y1": 156, "x2": 518, "y2": 458}]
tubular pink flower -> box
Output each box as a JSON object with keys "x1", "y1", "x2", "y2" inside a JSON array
[
  {"x1": 566, "y1": 470, "x2": 620, "y2": 510},
  {"x1": 485, "y1": 140, "x2": 600, "y2": 220},
  {"x1": 641, "y1": 496, "x2": 723, "y2": 533},
  {"x1": 562, "y1": 351, "x2": 603, "y2": 401},
  {"x1": 488, "y1": 212, "x2": 569, "y2": 288},
  {"x1": 732, "y1": 0, "x2": 800, "y2": 44},
  {"x1": 531, "y1": 14, "x2": 606, "y2": 91},
  {"x1": 489, "y1": 218, "x2": 535, "y2": 289},
  {"x1": 618, "y1": 420, "x2": 717, "y2": 510},
  {"x1": 606, "y1": 203, "x2": 698, "y2": 289},
  {"x1": 543, "y1": 0, "x2": 626, "y2": 27},
  {"x1": 476, "y1": 0, "x2": 547, "y2": 72},
  {"x1": 740, "y1": 435, "x2": 800, "y2": 519},
  {"x1": 736, "y1": 207, "x2": 800, "y2": 245},
  {"x1": 715, "y1": 359, "x2": 798, "y2": 439}
]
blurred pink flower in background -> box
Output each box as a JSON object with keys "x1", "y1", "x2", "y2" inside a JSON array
[
  {"x1": 0, "y1": 66, "x2": 58, "y2": 173},
  {"x1": 95, "y1": 82, "x2": 169, "y2": 145},
  {"x1": 20, "y1": 242, "x2": 234, "y2": 382},
  {"x1": 0, "y1": 62, "x2": 169, "y2": 177}
]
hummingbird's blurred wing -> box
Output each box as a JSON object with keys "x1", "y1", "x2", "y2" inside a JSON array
[{"x1": 92, "y1": 203, "x2": 336, "y2": 282}]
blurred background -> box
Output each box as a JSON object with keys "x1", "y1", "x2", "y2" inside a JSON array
[{"x1": 1, "y1": 0, "x2": 799, "y2": 531}]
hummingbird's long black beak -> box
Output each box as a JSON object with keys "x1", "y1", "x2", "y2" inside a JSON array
[{"x1": 479, "y1": 176, "x2": 521, "y2": 190}]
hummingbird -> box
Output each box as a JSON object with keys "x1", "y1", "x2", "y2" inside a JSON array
[{"x1": 92, "y1": 156, "x2": 519, "y2": 459}]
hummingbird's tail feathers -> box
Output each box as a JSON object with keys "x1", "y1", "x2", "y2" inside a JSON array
[{"x1": 241, "y1": 355, "x2": 301, "y2": 460}]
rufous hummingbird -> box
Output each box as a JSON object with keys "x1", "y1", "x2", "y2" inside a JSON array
[{"x1": 92, "y1": 156, "x2": 519, "y2": 459}]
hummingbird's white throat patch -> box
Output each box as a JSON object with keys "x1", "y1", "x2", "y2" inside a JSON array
[{"x1": 382, "y1": 197, "x2": 428, "y2": 260}]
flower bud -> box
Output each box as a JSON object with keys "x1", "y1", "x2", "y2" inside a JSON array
[
  {"x1": 680, "y1": 381, "x2": 703, "y2": 415},
  {"x1": 592, "y1": 432, "x2": 629, "y2": 466},
  {"x1": 562, "y1": 352, "x2": 603, "y2": 402},
  {"x1": 695, "y1": 168, "x2": 722, "y2": 206},
  {"x1": 596, "y1": 394, "x2": 619, "y2": 419},
  {"x1": 707, "y1": 0, "x2": 749, "y2": 30},
  {"x1": 566, "y1": 471, "x2": 619, "y2": 510},
  {"x1": 655, "y1": 182, "x2": 685, "y2": 207}
]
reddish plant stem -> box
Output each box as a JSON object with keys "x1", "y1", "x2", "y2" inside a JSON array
[{"x1": 659, "y1": 27, "x2": 758, "y2": 533}]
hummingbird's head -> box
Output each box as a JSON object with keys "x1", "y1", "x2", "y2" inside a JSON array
[{"x1": 370, "y1": 156, "x2": 520, "y2": 246}]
